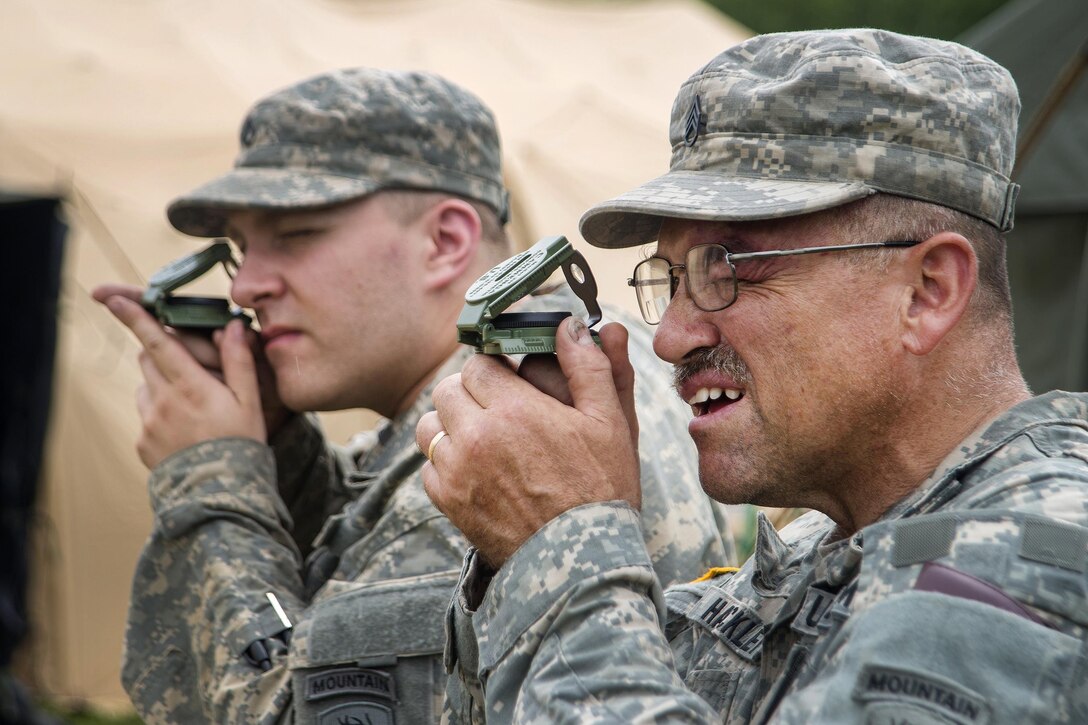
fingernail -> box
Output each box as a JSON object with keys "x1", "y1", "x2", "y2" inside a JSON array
[{"x1": 567, "y1": 318, "x2": 589, "y2": 345}]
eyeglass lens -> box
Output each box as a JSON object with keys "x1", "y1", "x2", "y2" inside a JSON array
[
  {"x1": 687, "y1": 245, "x2": 736, "y2": 313},
  {"x1": 632, "y1": 245, "x2": 736, "y2": 324},
  {"x1": 632, "y1": 258, "x2": 673, "y2": 324}
]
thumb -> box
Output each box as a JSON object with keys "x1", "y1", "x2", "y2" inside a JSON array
[
  {"x1": 554, "y1": 317, "x2": 625, "y2": 423},
  {"x1": 218, "y1": 320, "x2": 261, "y2": 412}
]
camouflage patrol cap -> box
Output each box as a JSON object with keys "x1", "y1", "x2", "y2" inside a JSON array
[
  {"x1": 580, "y1": 29, "x2": 1021, "y2": 249},
  {"x1": 167, "y1": 68, "x2": 510, "y2": 237}
]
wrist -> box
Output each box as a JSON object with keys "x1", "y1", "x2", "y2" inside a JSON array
[{"x1": 148, "y1": 437, "x2": 285, "y2": 539}]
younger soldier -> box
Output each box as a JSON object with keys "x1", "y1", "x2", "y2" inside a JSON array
[{"x1": 94, "y1": 68, "x2": 731, "y2": 723}]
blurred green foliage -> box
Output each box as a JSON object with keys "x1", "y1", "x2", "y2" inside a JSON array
[{"x1": 703, "y1": 0, "x2": 1011, "y2": 40}]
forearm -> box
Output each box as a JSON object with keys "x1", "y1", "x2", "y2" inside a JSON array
[
  {"x1": 471, "y1": 502, "x2": 718, "y2": 724},
  {"x1": 123, "y1": 438, "x2": 304, "y2": 723}
]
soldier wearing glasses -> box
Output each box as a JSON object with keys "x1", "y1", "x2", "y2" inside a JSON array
[{"x1": 421, "y1": 29, "x2": 1088, "y2": 723}]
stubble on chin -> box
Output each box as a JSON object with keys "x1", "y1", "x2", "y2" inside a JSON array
[
  {"x1": 674, "y1": 346, "x2": 769, "y2": 504},
  {"x1": 695, "y1": 436, "x2": 794, "y2": 508}
]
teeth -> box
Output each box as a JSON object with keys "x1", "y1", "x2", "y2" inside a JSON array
[{"x1": 686, "y1": 386, "x2": 744, "y2": 408}]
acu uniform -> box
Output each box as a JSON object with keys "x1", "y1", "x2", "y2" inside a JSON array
[
  {"x1": 120, "y1": 286, "x2": 733, "y2": 723},
  {"x1": 119, "y1": 67, "x2": 734, "y2": 724},
  {"x1": 449, "y1": 392, "x2": 1088, "y2": 723},
  {"x1": 443, "y1": 29, "x2": 1088, "y2": 725}
]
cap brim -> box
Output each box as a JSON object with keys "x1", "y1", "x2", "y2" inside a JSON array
[
  {"x1": 167, "y1": 168, "x2": 383, "y2": 237},
  {"x1": 579, "y1": 171, "x2": 875, "y2": 249}
]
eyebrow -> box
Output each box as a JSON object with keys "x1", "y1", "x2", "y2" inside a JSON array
[
  {"x1": 712, "y1": 236, "x2": 759, "y2": 255},
  {"x1": 651, "y1": 231, "x2": 762, "y2": 260}
]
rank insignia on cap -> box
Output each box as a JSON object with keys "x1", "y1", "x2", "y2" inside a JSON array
[
  {"x1": 240, "y1": 118, "x2": 257, "y2": 147},
  {"x1": 683, "y1": 95, "x2": 702, "y2": 147}
]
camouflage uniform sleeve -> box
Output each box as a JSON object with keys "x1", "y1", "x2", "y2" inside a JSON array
[
  {"x1": 121, "y1": 437, "x2": 305, "y2": 724},
  {"x1": 453, "y1": 501, "x2": 720, "y2": 724},
  {"x1": 270, "y1": 413, "x2": 356, "y2": 558},
  {"x1": 772, "y1": 472, "x2": 1088, "y2": 723}
]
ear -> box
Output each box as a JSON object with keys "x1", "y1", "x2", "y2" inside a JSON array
[
  {"x1": 420, "y1": 198, "x2": 482, "y2": 292},
  {"x1": 900, "y1": 233, "x2": 977, "y2": 356}
]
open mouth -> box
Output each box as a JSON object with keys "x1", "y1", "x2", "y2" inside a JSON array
[{"x1": 685, "y1": 387, "x2": 744, "y2": 417}]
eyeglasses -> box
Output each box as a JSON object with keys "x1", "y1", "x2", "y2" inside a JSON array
[{"x1": 628, "y1": 240, "x2": 920, "y2": 324}]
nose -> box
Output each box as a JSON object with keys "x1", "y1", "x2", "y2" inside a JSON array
[
  {"x1": 652, "y1": 278, "x2": 721, "y2": 365},
  {"x1": 230, "y1": 249, "x2": 284, "y2": 309}
]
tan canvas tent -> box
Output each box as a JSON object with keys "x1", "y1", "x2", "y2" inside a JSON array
[{"x1": 0, "y1": 0, "x2": 748, "y2": 710}]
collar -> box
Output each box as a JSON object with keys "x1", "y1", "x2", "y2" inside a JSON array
[{"x1": 885, "y1": 391, "x2": 1088, "y2": 520}]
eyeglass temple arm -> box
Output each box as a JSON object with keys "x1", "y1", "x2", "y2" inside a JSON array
[
  {"x1": 625, "y1": 241, "x2": 919, "y2": 286},
  {"x1": 727, "y1": 240, "x2": 919, "y2": 262}
]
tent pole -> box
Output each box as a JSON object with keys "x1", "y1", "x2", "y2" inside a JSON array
[{"x1": 1014, "y1": 37, "x2": 1088, "y2": 179}]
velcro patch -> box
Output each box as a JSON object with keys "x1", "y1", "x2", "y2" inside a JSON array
[
  {"x1": 853, "y1": 664, "x2": 990, "y2": 724},
  {"x1": 1020, "y1": 516, "x2": 1088, "y2": 572},
  {"x1": 304, "y1": 667, "x2": 395, "y2": 702},
  {"x1": 892, "y1": 515, "x2": 957, "y2": 567},
  {"x1": 692, "y1": 589, "x2": 765, "y2": 661}
]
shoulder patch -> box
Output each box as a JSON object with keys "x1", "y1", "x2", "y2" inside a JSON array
[
  {"x1": 863, "y1": 701, "x2": 962, "y2": 725},
  {"x1": 853, "y1": 664, "x2": 990, "y2": 724},
  {"x1": 318, "y1": 701, "x2": 394, "y2": 725},
  {"x1": 305, "y1": 667, "x2": 395, "y2": 702}
]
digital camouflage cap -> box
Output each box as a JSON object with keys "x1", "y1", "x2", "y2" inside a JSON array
[
  {"x1": 168, "y1": 68, "x2": 510, "y2": 237},
  {"x1": 579, "y1": 29, "x2": 1021, "y2": 249}
]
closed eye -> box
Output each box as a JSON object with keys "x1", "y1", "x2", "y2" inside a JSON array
[{"x1": 278, "y1": 228, "x2": 319, "y2": 240}]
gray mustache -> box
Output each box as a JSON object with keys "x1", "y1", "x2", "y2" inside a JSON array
[{"x1": 673, "y1": 346, "x2": 752, "y2": 393}]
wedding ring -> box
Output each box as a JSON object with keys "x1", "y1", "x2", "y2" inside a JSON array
[{"x1": 426, "y1": 430, "x2": 449, "y2": 462}]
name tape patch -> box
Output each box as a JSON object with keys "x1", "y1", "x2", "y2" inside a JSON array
[
  {"x1": 693, "y1": 590, "x2": 765, "y2": 661},
  {"x1": 305, "y1": 667, "x2": 395, "y2": 702}
]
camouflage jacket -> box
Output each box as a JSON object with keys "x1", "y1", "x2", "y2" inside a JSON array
[
  {"x1": 119, "y1": 285, "x2": 733, "y2": 724},
  {"x1": 449, "y1": 391, "x2": 1088, "y2": 723}
]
